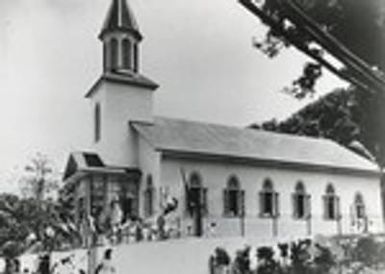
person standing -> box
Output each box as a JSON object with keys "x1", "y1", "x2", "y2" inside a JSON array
[
  {"x1": 110, "y1": 198, "x2": 123, "y2": 244},
  {"x1": 95, "y1": 249, "x2": 115, "y2": 274}
]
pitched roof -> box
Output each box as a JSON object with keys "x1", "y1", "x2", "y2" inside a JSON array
[
  {"x1": 99, "y1": 0, "x2": 142, "y2": 40},
  {"x1": 63, "y1": 152, "x2": 104, "y2": 180},
  {"x1": 132, "y1": 117, "x2": 379, "y2": 174},
  {"x1": 63, "y1": 152, "x2": 141, "y2": 180}
]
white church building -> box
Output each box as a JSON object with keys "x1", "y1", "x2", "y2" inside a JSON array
[{"x1": 63, "y1": 0, "x2": 383, "y2": 241}]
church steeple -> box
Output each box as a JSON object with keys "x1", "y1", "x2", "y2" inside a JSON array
[
  {"x1": 99, "y1": 0, "x2": 142, "y2": 73},
  {"x1": 85, "y1": 0, "x2": 157, "y2": 167}
]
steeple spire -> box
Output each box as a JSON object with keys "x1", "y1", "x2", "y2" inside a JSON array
[
  {"x1": 99, "y1": 0, "x2": 142, "y2": 41},
  {"x1": 99, "y1": 0, "x2": 143, "y2": 73}
]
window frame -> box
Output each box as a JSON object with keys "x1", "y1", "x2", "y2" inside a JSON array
[
  {"x1": 353, "y1": 192, "x2": 366, "y2": 220},
  {"x1": 223, "y1": 176, "x2": 245, "y2": 218},
  {"x1": 186, "y1": 172, "x2": 208, "y2": 216},
  {"x1": 292, "y1": 182, "x2": 311, "y2": 220},
  {"x1": 259, "y1": 179, "x2": 279, "y2": 219},
  {"x1": 323, "y1": 184, "x2": 340, "y2": 221}
]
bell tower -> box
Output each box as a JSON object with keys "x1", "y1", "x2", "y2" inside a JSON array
[
  {"x1": 99, "y1": 0, "x2": 142, "y2": 73},
  {"x1": 85, "y1": 0, "x2": 158, "y2": 167}
]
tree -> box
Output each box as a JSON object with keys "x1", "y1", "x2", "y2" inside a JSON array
[
  {"x1": 240, "y1": 0, "x2": 385, "y2": 98},
  {"x1": 0, "y1": 194, "x2": 80, "y2": 258},
  {"x1": 19, "y1": 153, "x2": 60, "y2": 201},
  {"x1": 243, "y1": 1, "x2": 385, "y2": 168},
  {"x1": 251, "y1": 86, "x2": 385, "y2": 167},
  {"x1": 0, "y1": 154, "x2": 80, "y2": 263}
]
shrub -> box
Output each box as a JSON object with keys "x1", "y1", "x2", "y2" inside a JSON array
[
  {"x1": 313, "y1": 244, "x2": 336, "y2": 274},
  {"x1": 277, "y1": 243, "x2": 289, "y2": 260},
  {"x1": 290, "y1": 240, "x2": 312, "y2": 274},
  {"x1": 256, "y1": 246, "x2": 280, "y2": 274},
  {"x1": 214, "y1": 247, "x2": 231, "y2": 266},
  {"x1": 353, "y1": 236, "x2": 379, "y2": 268},
  {"x1": 257, "y1": 246, "x2": 275, "y2": 262},
  {"x1": 209, "y1": 247, "x2": 231, "y2": 274},
  {"x1": 233, "y1": 246, "x2": 251, "y2": 274}
]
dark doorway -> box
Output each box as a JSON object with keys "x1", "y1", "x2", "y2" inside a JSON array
[
  {"x1": 120, "y1": 179, "x2": 139, "y2": 221},
  {"x1": 190, "y1": 187, "x2": 203, "y2": 237},
  {"x1": 188, "y1": 173, "x2": 205, "y2": 237},
  {"x1": 120, "y1": 197, "x2": 133, "y2": 221}
]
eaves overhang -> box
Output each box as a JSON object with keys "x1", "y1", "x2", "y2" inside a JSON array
[
  {"x1": 85, "y1": 73, "x2": 159, "y2": 98},
  {"x1": 159, "y1": 149, "x2": 381, "y2": 178}
]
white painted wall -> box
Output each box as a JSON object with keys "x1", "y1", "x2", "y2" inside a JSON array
[
  {"x1": 89, "y1": 81, "x2": 154, "y2": 167},
  {"x1": 159, "y1": 156, "x2": 383, "y2": 238},
  {"x1": 14, "y1": 237, "x2": 311, "y2": 274},
  {"x1": 137, "y1": 135, "x2": 162, "y2": 217},
  {"x1": 96, "y1": 236, "x2": 311, "y2": 274}
]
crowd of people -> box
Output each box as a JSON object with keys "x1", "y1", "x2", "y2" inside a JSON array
[
  {"x1": 1, "y1": 196, "x2": 181, "y2": 274},
  {"x1": 90, "y1": 196, "x2": 182, "y2": 246},
  {"x1": 2, "y1": 253, "x2": 85, "y2": 274}
]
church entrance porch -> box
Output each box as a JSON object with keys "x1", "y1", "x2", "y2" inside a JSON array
[
  {"x1": 79, "y1": 169, "x2": 141, "y2": 247},
  {"x1": 62, "y1": 152, "x2": 142, "y2": 247}
]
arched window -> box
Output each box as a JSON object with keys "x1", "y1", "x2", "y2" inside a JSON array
[
  {"x1": 122, "y1": 38, "x2": 131, "y2": 70},
  {"x1": 354, "y1": 193, "x2": 365, "y2": 219},
  {"x1": 94, "y1": 103, "x2": 101, "y2": 142},
  {"x1": 292, "y1": 182, "x2": 311, "y2": 219},
  {"x1": 186, "y1": 172, "x2": 208, "y2": 216},
  {"x1": 259, "y1": 179, "x2": 279, "y2": 218},
  {"x1": 190, "y1": 173, "x2": 202, "y2": 188},
  {"x1": 110, "y1": 38, "x2": 119, "y2": 69},
  {"x1": 326, "y1": 184, "x2": 335, "y2": 195},
  {"x1": 144, "y1": 175, "x2": 155, "y2": 217},
  {"x1": 323, "y1": 184, "x2": 340, "y2": 220},
  {"x1": 223, "y1": 176, "x2": 245, "y2": 217}
]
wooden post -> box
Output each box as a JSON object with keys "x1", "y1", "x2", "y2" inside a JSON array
[
  {"x1": 240, "y1": 215, "x2": 245, "y2": 237},
  {"x1": 337, "y1": 197, "x2": 342, "y2": 235},
  {"x1": 239, "y1": 190, "x2": 245, "y2": 237},
  {"x1": 272, "y1": 216, "x2": 278, "y2": 237},
  {"x1": 306, "y1": 217, "x2": 312, "y2": 236},
  {"x1": 336, "y1": 219, "x2": 340, "y2": 235},
  {"x1": 86, "y1": 175, "x2": 98, "y2": 274}
]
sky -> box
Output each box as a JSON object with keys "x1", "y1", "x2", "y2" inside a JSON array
[{"x1": 0, "y1": 0, "x2": 346, "y2": 193}]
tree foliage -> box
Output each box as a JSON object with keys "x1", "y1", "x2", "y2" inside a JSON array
[
  {"x1": 244, "y1": 1, "x2": 385, "y2": 166},
  {"x1": 251, "y1": 86, "x2": 385, "y2": 166},
  {"x1": 0, "y1": 193, "x2": 79, "y2": 258},
  {"x1": 0, "y1": 155, "x2": 79, "y2": 259},
  {"x1": 19, "y1": 153, "x2": 59, "y2": 201},
  {"x1": 242, "y1": 0, "x2": 385, "y2": 97}
]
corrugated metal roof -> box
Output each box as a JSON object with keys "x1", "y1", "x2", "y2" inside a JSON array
[{"x1": 132, "y1": 117, "x2": 379, "y2": 173}]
